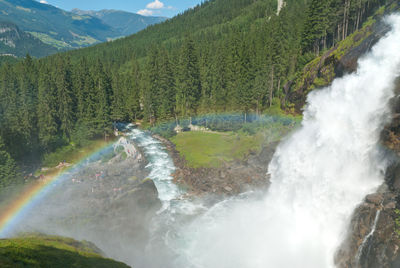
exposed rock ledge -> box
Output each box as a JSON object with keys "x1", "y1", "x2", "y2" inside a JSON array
[{"x1": 153, "y1": 134, "x2": 278, "y2": 196}]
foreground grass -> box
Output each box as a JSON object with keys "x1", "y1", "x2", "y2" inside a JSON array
[
  {"x1": 0, "y1": 234, "x2": 130, "y2": 268},
  {"x1": 171, "y1": 131, "x2": 264, "y2": 168}
]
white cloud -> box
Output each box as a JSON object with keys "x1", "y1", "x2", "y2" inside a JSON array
[
  {"x1": 39, "y1": 0, "x2": 48, "y2": 3},
  {"x1": 137, "y1": 9, "x2": 154, "y2": 16},
  {"x1": 139, "y1": 0, "x2": 175, "y2": 16},
  {"x1": 146, "y1": 0, "x2": 164, "y2": 10}
]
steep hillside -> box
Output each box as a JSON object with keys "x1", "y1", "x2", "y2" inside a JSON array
[
  {"x1": 0, "y1": 234, "x2": 130, "y2": 268},
  {"x1": 68, "y1": 0, "x2": 284, "y2": 60},
  {"x1": 71, "y1": 9, "x2": 167, "y2": 36},
  {"x1": 0, "y1": 0, "x2": 119, "y2": 49},
  {"x1": 289, "y1": 3, "x2": 400, "y2": 111},
  {"x1": 0, "y1": 21, "x2": 57, "y2": 58}
]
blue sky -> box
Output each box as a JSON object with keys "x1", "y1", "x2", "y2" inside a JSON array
[{"x1": 39, "y1": 0, "x2": 203, "y2": 17}]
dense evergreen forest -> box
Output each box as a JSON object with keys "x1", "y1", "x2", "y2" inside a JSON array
[{"x1": 0, "y1": 0, "x2": 389, "y2": 185}]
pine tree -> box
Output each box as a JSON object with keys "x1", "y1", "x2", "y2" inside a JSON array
[
  {"x1": 55, "y1": 56, "x2": 74, "y2": 139},
  {"x1": 111, "y1": 71, "x2": 128, "y2": 122},
  {"x1": 37, "y1": 65, "x2": 58, "y2": 151},
  {"x1": 158, "y1": 48, "x2": 176, "y2": 120},
  {"x1": 125, "y1": 61, "x2": 141, "y2": 122},
  {"x1": 0, "y1": 63, "x2": 24, "y2": 159},
  {"x1": 0, "y1": 135, "x2": 18, "y2": 188},
  {"x1": 143, "y1": 46, "x2": 160, "y2": 122},
  {"x1": 16, "y1": 55, "x2": 39, "y2": 156},
  {"x1": 93, "y1": 60, "x2": 112, "y2": 133},
  {"x1": 73, "y1": 57, "x2": 90, "y2": 120},
  {"x1": 301, "y1": 0, "x2": 331, "y2": 55},
  {"x1": 176, "y1": 37, "x2": 201, "y2": 118}
]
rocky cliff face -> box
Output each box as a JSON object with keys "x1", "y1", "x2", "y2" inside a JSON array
[
  {"x1": 334, "y1": 77, "x2": 400, "y2": 268},
  {"x1": 293, "y1": 3, "x2": 400, "y2": 267},
  {"x1": 0, "y1": 22, "x2": 22, "y2": 50},
  {"x1": 289, "y1": 1, "x2": 400, "y2": 112},
  {"x1": 279, "y1": 2, "x2": 400, "y2": 267}
]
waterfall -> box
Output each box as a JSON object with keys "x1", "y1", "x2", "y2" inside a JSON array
[
  {"x1": 126, "y1": 125, "x2": 182, "y2": 210},
  {"x1": 176, "y1": 15, "x2": 400, "y2": 268},
  {"x1": 355, "y1": 208, "x2": 382, "y2": 266},
  {"x1": 277, "y1": 0, "x2": 285, "y2": 15}
]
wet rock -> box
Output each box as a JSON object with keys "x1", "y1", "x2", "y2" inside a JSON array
[
  {"x1": 224, "y1": 186, "x2": 233, "y2": 192},
  {"x1": 335, "y1": 190, "x2": 400, "y2": 268},
  {"x1": 385, "y1": 202, "x2": 396, "y2": 209},
  {"x1": 366, "y1": 193, "x2": 384, "y2": 205}
]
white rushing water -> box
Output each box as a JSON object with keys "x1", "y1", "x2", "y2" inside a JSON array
[
  {"x1": 355, "y1": 209, "x2": 382, "y2": 265},
  {"x1": 172, "y1": 15, "x2": 400, "y2": 268},
  {"x1": 126, "y1": 124, "x2": 182, "y2": 210}
]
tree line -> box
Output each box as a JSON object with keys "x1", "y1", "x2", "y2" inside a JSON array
[{"x1": 0, "y1": 0, "x2": 388, "y2": 186}]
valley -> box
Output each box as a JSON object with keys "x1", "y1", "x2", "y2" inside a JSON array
[{"x1": 1, "y1": 0, "x2": 400, "y2": 267}]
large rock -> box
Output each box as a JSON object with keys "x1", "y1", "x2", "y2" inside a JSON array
[{"x1": 335, "y1": 191, "x2": 400, "y2": 268}]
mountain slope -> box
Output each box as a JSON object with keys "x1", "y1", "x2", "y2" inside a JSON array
[
  {"x1": 67, "y1": 0, "x2": 283, "y2": 60},
  {"x1": 0, "y1": 0, "x2": 119, "y2": 49},
  {"x1": 71, "y1": 9, "x2": 167, "y2": 36},
  {"x1": 0, "y1": 21, "x2": 57, "y2": 57}
]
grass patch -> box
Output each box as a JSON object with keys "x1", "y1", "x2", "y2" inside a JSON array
[
  {"x1": 171, "y1": 131, "x2": 264, "y2": 168},
  {"x1": 41, "y1": 139, "x2": 111, "y2": 169},
  {"x1": 28, "y1": 32, "x2": 70, "y2": 49},
  {"x1": 170, "y1": 114, "x2": 300, "y2": 168},
  {"x1": 0, "y1": 234, "x2": 129, "y2": 268}
]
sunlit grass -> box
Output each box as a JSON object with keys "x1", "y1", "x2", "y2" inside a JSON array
[
  {"x1": 0, "y1": 234, "x2": 129, "y2": 268},
  {"x1": 171, "y1": 131, "x2": 264, "y2": 168}
]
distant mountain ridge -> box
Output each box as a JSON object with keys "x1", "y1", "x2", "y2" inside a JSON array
[
  {"x1": 71, "y1": 9, "x2": 167, "y2": 36},
  {"x1": 0, "y1": 21, "x2": 57, "y2": 58},
  {"x1": 0, "y1": 0, "x2": 167, "y2": 57},
  {"x1": 0, "y1": 0, "x2": 119, "y2": 49}
]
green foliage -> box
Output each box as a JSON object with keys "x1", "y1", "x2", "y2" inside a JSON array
[
  {"x1": 0, "y1": 56, "x2": 19, "y2": 65},
  {"x1": 0, "y1": 0, "x2": 391, "y2": 170},
  {"x1": 42, "y1": 144, "x2": 75, "y2": 168},
  {"x1": 41, "y1": 139, "x2": 109, "y2": 168},
  {"x1": 265, "y1": 98, "x2": 284, "y2": 116},
  {"x1": 395, "y1": 209, "x2": 400, "y2": 236},
  {"x1": 0, "y1": 22, "x2": 58, "y2": 58},
  {"x1": 0, "y1": 234, "x2": 130, "y2": 268},
  {"x1": 300, "y1": 0, "x2": 387, "y2": 56},
  {"x1": 0, "y1": 136, "x2": 19, "y2": 188}
]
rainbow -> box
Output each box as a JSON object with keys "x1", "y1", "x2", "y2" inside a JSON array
[{"x1": 0, "y1": 141, "x2": 116, "y2": 238}]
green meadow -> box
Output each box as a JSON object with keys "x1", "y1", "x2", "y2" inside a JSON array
[{"x1": 0, "y1": 234, "x2": 129, "y2": 268}]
